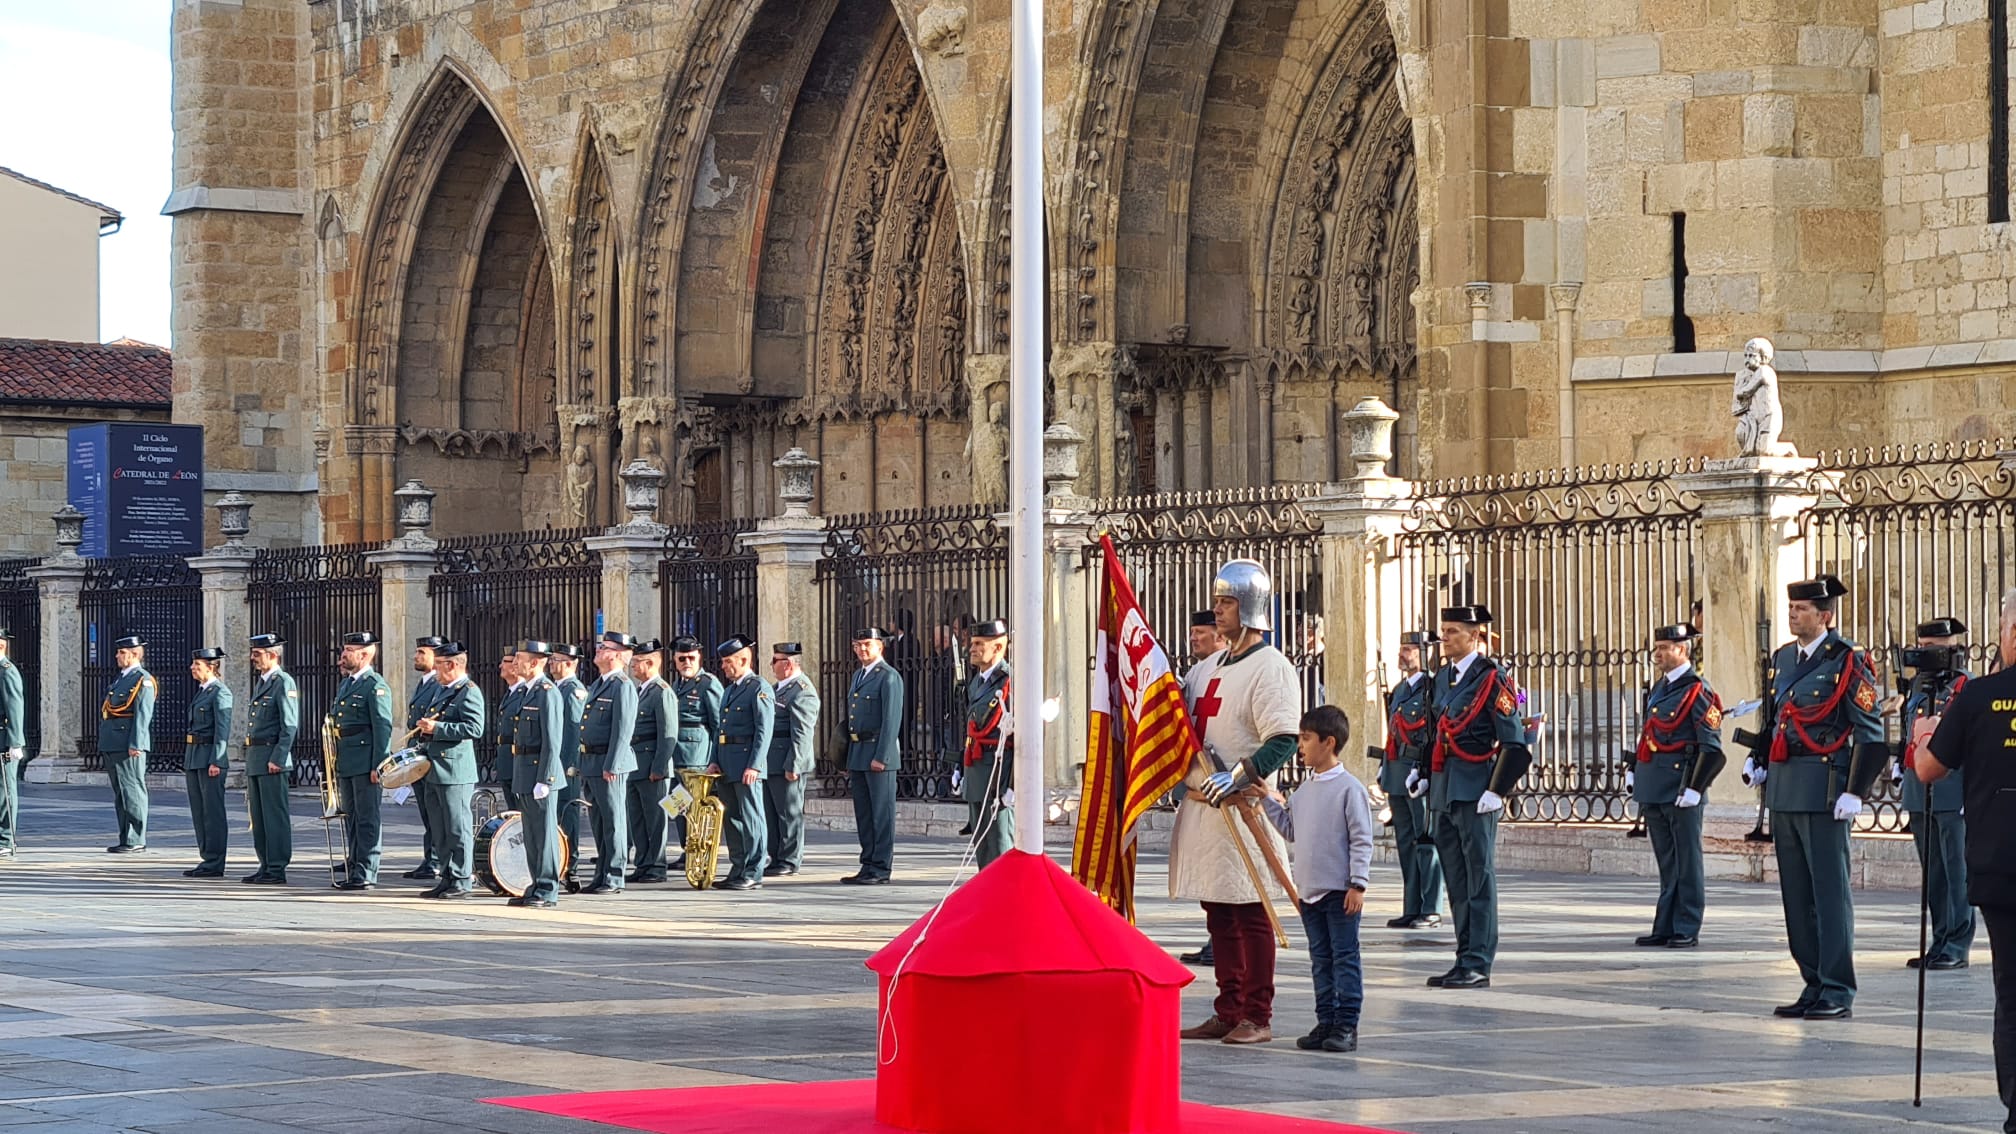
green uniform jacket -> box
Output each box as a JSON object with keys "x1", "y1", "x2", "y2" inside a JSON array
[
  {"x1": 408, "y1": 674, "x2": 441, "y2": 729},
  {"x1": 244, "y1": 669, "x2": 300, "y2": 775},
  {"x1": 632, "y1": 677, "x2": 677, "y2": 779},
  {"x1": 1631, "y1": 668, "x2": 1724, "y2": 803},
  {"x1": 555, "y1": 675, "x2": 589, "y2": 774},
  {"x1": 1762, "y1": 632, "x2": 1886, "y2": 812},
  {"x1": 420, "y1": 678, "x2": 487, "y2": 785},
  {"x1": 845, "y1": 661, "x2": 904, "y2": 772},
  {"x1": 495, "y1": 683, "x2": 528, "y2": 754},
  {"x1": 330, "y1": 668, "x2": 395, "y2": 778},
  {"x1": 766, "y1": 672, "x2": 821, "y2": 776},
  {"x1": 1426, "y1": 654, "x2": 1529, "y2": 807},
  {"x1": 0, "y1": 656, "x2": 26, "y2": 751},
  {"x1": 185, "y1": 680, "x2": 232, "y2": 774},
  {"x1": 508, "y1": 676, "x2": 566, "y2": 794},
  {"x1": 673, "y1": 672, "x2": 723, "y2": 770},
  {"x1": 715, "y1": 674, "x2": 775, "y2": 779},
  {"x1": 99, "y1": 667, "x2": 157, "y2": 755},
  {"x1": 960, "y1": 661, "x2": 1011, "y2": 804},
  {"x1": 578, "y1": 671, "x2": 638, "y2": 778}
]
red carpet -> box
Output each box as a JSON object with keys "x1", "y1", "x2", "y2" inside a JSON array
[{"x1": 485, "y1": 1080, "x2": 1405, "y2": 1134}]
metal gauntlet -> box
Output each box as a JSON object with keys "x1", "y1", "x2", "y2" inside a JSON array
[
  {"x1": 1845, "y1": 741, "x2": 1889, "y2": 799},
  {"x1": 1201, "y1": 758, "x2": 1261, "y2": 807}
]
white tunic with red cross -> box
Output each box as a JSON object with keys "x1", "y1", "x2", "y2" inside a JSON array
[{"x1": 1168, "y1": 643, "x2": 1299, "y2": 905}]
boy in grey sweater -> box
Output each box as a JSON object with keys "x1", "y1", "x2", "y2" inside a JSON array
[{"x1": 1263, "y1": 704, "x2": 1374, "y2": 1053}]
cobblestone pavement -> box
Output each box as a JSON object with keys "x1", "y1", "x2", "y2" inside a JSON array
[{"x1": 0, "y1": 783, "x2": 2003, "y2": 1133}]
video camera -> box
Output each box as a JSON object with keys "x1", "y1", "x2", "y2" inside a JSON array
[{"x1": 1896, "y1": 644, "x2": 1964, "y2": 674}]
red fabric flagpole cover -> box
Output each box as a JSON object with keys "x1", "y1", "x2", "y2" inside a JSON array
[{"x1": 865, "y1": 849, "x2": 1195, "y2": 1134}]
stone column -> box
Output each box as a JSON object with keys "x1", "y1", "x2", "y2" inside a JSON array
[
  {"x1": 999, "y1": 425, "x2": 1092, "y2": 793},
  {"x1": 1673, "y1": 455, "x2": 1824, "y2": 714},
  {"x1": 189, "y1": 491, "x2": 258, "y2": 652},
  {"x1": 24, "y1": 507, "x2": 88, "y2": 780},
  {"x1": 366, "y1": 480, "x2": 442, "y2": 655},
  {"x1": 1306, "y1": 399, "x2": 1415, "y2": 786},
  {"x1": 741, "y1": 449, "x2": 828, "y2": 680},
  {"x1": 585, "y1": 459, "x2": 670, "y2": 638},
  {"x1": 1048, "y1": 341, "x2": 1130, "y2": 498},
  {"x1": 1550, "y1": 283, "x2": 1582, "y2": 468}
]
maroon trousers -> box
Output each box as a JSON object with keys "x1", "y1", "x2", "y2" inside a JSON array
[{"x1": 1203, "y1": 900, "x2": 1276, "y2": 1026}]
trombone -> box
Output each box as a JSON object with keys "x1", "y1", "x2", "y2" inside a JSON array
[{"x1": 319, "y1": 715, "x2": 348, "y2": 886}]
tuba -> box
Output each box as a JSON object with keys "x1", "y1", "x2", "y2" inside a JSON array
[{"x1": 677, "y1": 768, "x2": 726, "y2": 890}]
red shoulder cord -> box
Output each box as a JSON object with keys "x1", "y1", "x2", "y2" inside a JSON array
[
  {"x1": 1768, "y1": 650, "x2": 1870, "y2": 764},
  {"x1": 1431, "y1": 670, "x2": 1500, "y2": 773},
  {"x1": 964, "y1": 679, "x2": 1008, "y2": 768},
  {"x1": 1388, "y1": 695, "x2": 1427, "y2": 761},
  {"x1": 1903, "y1": 672, "x2": 1966, "y2": 770},
  {"x1": 1635, "y1": 682, "x2": 1706, "y2": 764}
]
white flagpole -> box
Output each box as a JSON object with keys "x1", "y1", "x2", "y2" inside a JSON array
[{"x1": 1009, "y1": 0, "x2": 1046, "y2": 855}]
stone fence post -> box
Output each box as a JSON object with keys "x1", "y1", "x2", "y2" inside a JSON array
[
  {"x1": 366, "y1": 479, "x2": 441, "y2": 664},
  {"x1": 584, "y1": 460, "x2": 668, "y2": 639},
  {"x1": 24, "y1": 505, "x2": 88, "y2": 781},
  {"x1": 190, "y1": 492, "x2": 257, "y2": 660},
  {"x1": 1308, "y1": 398, "x2": 1415, "y2": 787},
  {"x1": 741, "y1": 449, "x2": 827, "y2": 679}
]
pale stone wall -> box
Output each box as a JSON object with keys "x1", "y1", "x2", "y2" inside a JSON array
[{"x1": 0, "y1": 178, "x2": 105, "y2": 343}]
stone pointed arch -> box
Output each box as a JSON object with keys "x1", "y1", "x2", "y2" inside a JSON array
[{"x1": 559, "y1": 132, "x2": 623, "y2": 526}]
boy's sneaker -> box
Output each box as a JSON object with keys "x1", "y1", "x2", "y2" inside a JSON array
[
  {"x1": 1295, "y1": 1024, "x2": 1332, "y2": 1050},
  {"x1": 1322, "y1": 1027, "x2": 1358, "y2": 1053}
]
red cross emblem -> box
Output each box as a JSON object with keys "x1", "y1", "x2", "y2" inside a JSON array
[{"x1": 1193, "y1": 678, "x2": 1224, "y2": 735}]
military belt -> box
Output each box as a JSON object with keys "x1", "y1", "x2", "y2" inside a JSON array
[
  {"x1": 850, "y1": 730, "x2": 878, "y2": 743},
  {"x1": 337, "y1": 725, "x2": 370, "y2": 738},
  {"x1": 583, "y1": 744, "x2": 609, "y2": 755}
]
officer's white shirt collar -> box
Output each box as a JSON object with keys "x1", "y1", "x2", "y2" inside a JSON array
[
  {"x1": 858, "y1": 658, "x2": 885, "y2": 675},
  {"x1": 978, "y1": 660, "x2": 1004, "y2": 683},
  {"x1": 200, "y1": 677, "x2": 219, "y2": 690},
  {"x1": 1403, "y1": 670, "x2": 1425, "y2": 688},
  {"x1": 727, "y1": 670, "x2": 755, "y2": 686},
  {"x1": 1796, "y1": 632, "x2": 1828, "y2": 662},
  {"x1": 1449, "y1": 648, "x2": 1482, "y2": 684},
  {"x1": 444, "y1": 675, "x2": 470, "y2": 689},
  {"x1": 350, "y1": 665, "x2": 374, "y2": 680},
  {"x1": 119, "y1": 664, "x2": 140, "y2": 677},
  {"x1": 1663, "y1": 662, "x2": 1692, "y2": 686}
]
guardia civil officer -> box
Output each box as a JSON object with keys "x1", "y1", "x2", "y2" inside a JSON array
[
  {"x1": 1378, "y1": 631, "x2": 1442, "y2": 928},
  {"x1": 1629, "y1": 623, "x2": 1724, "y2": 949},
  {"x1": 415, "y1": 642, "x2": 486, "y2": 899},
  {"x1": 495, "y1": 650, "x2": 528, "y2": 808},
  {"x1": 843, "y1": 627, "x2": 904, "y2": 885},
  {"x1": 626, "y1": 640, "x2": 677, "y2": 883},
  {"x1": 506, "y1": 640, "x2": 565, "y2": 908},
  {"x1": 403, "y1": 636, "x2": 446, "y2": 880},
  {"x1": 182, "y1": 647, "x2": 233, "y2": 877},
  {"x1": 711, "y1": 636, "x2": 774, "y2": 890},
  {"x1": 1741, "y1": 575, "x2": 1886, "y2": 1020},
  {"x1": 668, "y1": 636, "x2": 722, "y2": 870},
  {"x1": 100, "y1": 634, "x2": 157, "y2": 853},
  {"x1": 546, "y1": 643, "x2": 591, "y2": 891},
  {"x1": 961, "y1": 620, "x2": 1014, "y2": 869},
  {"x1": 578, "y1": 632, "x2": 638, "y2": 893},
  {"x1": 242, "y1": 634, "x2": 300, "y2": 884},
  {"x1": 1410, "y1": 605, "x2": 1533, "y2": 990},
  {"x1": 0, "y1": 629, "x2": 24, "y2": 858},
  {"x1": 1892, "y1": 617, "x2": 1975, "y2": 970},
  {"x1": 331, "y1": 633, "x2": 394, "y2": 890},
  {"x1": 1917, "y1": 587, "x2": 2016, "y2": 1132},
  {"x1": 763, "y1": 643, "x2": 820, "y2": 877}
]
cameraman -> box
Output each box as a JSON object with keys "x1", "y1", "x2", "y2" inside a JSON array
[
  {"x1": 1919, "y1": 588, "x2": 2016, "y2": 1133},
  {"x1": 1888, "y1": 618, "x2": 1976, "y2": 971}
]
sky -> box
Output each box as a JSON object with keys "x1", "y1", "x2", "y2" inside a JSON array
[{"x1": 0, "y1": 0, "x2": 172, "y2": 347}]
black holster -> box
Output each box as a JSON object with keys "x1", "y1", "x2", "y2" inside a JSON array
[
  {"x1": 1846, "y1": 741, "x2": 1889, "y2": 798},
  {"x1": 1487, "y1": 745, "x2": 1534, "y2": 796},
  {"x1": 1686, "y1": 748, "x2": 1728, "y2": 793}
]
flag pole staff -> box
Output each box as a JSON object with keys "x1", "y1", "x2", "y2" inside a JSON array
[{"x1": 1009, "y1": 0, "x2": 1047, "y2": 855}]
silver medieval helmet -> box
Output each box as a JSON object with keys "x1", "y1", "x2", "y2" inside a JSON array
[{"x1": 1212, "y1": 559, "x2": 1274, "y2": 632}]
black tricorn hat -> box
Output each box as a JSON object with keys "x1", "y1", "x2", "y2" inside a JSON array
[
  {"x1": 434, "y1": 641, "x2": 467, "y2": 658},
  {"x1": 551, "y1": 643, "x2": 584, "y2": 660},
  {"x1": 341, "y1": 632, "x2": 379, "y2": 647},
  {"x1": 1439, "y1": 605, "x2": 1492, "y2": 625},
  {"x1": 190, "y1": 646, "x2": 226, "y2": 661},
  {"x1": 518, "y1": 639, "x2": 553, "y2": 657},
  {"x1": 970, "y1": 619, "x2": 1009, "y2": 639},
  {"x1": 414, "y1": 636, "x2": 446, "y2": 650},
  {"x1": 1653, "y1": 623, "x2": 1700, "y2": 643},
  {"x1": 248, "y1": 633, "x2": 285, "y2": 650},
  {"x1": 716, "y1": 636, "x2": 755, "y2": 658},
  {"x1": 112, "y1": 635, "x2": 147, "y2": 650},
  {"x1": 599, "y1": 631, "x2": 637, "y2": 650},
  {"x1": 1400, "y1": 631, "x2": 1433, "y2": 646},
  {"x1": 1917, "y1": 617, "x2": 1967, "y2": 638},
  {"x1": 1190, "y1": 610, "x2": 1217, "y2": 628},
  {"x1": 669, "y1": 636, "x2": 702, "y2": 654},
  {"x1": 1787, "y1": 575, "x2": 1849, "y2": 601},
  {"x1": 632, "y1": 638, "x2": 664, "y2": 657},
  {"x1": 773, "y1": 642, "x2": 803, "y2": 656},
  {"x1": 854, "y1": 627, "x2": 887, "y2": 642}
]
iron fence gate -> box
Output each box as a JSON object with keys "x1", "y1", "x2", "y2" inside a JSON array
[
  {"x1": 0, "y1": 557, "x2": 42, "y2": 760},
  {"x1": 1393, "y1": 462, "x2": 1707, "y2": 825},
  {"x1": 1798, "y1": 439, "x2": 2016, "y2": 833},
  {"x1": 1083, "y1": 486, "x2": 1327, "y2": 795},
  {"x1": 813, "y1": 506, "x2": 1009, "y2": 799},
  {"x1": 430, "y1": 529, "x2": 602, "y2": 783},
  {"x1": 79, "y1": 555, "x2": 203, "y2": 773},
  {"x1": 248, "y1": 543, "x2": 384, "y2": 788},
  {"x1": 660, "y1": 520, "x2": 758, "y2": 667}
]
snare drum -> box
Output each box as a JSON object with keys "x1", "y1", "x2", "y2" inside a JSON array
[
  {"x1": 375, "y1": 747, "x2": 431, "y2": 789},
  {"x1": 473, "y1": 812, "x2": 570, "y2": 898}
]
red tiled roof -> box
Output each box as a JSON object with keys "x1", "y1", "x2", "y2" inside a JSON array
[
  {"x1": 0, "y1": 338, "x2": 172, "y2": 408},
  {"x1": 0, "y1": 167, "x2": 123, "y2": 226}
]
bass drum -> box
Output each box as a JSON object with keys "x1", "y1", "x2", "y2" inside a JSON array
[{"x1": 473, "y1": 812, "x2": 571, "y2": 898}]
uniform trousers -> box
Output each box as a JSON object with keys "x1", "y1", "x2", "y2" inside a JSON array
[
  {"x1": 184, "y1": 767, "x2": 228, "y2": 871},
  {"x1": 1203, "y1": 901, "x2": 1276, "y2": 1027},
  {"x1": 107, "y1": 752, "x2": 149, "y2": 847},
  {"x1": 0, "y1": 755, "x2": 17, "y2": 850},
  {"x1": 764, "y1": 774, "x2": 806, "y2": 870},
  {"x1": 1382, "y1": 767, "x2": 1443, "y2": 918},
  {"x1": 585, "y1": 774, "x2": 627, "y2": 890},
  {"x1": 1913, "y1": 810, "x2": 1976, "y2": 962},
  {"x1": 557, "y1": 773, "x2": 582, "y2": 881},
  {"x1": 1772, "y1": 809, "x2": 1857, "y2": 1007},
  {"x1": 415, "y1": 784, "x2": 442, "y2": 871},
  {"x1": 850, "y1": 767, "x2": 895, "y2": 879},
  {"x1": 520, "y1": 790, "x2": 560, "y2": 903},
  {"x1": 626, "y1": 773, "x2": 671, "y2": 876},
  {"x1": 721, "y1": 776, "x2": 767, "y2": 884},
  {"x1": 246, "y1": 772, "x2": 293, "y2": 878},
  {"x1": 1432, "y1": 804, "x2": 1500, "y2": 972},
  {"x1": 1642, "y1": 801, "x2": 1706, "y2": 937},
  {"x1": 968, "y1": 792, "x2": 1014, "y2": 869},
  {"x1": 1980, "y1": 904, "x2": 2016, "y2": 1134},
  {"x1": 336, "y1": 772, "x2": 381, "y2": 884},
  {"x1": 420, "y1": 778, "x2": 474, "y2": 892}
]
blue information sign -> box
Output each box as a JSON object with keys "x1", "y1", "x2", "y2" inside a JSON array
[{"x1": 67, "y1": 424, "x2": 206, "y2": 557}]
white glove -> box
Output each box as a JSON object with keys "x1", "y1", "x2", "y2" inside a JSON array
[
  {"x1": 532, "y1": 782, "x2": 550, "y2": 801},
  {"x1": 2, "y1": 747, "x2": 19, "y2": 763},
  {"x1": 1624, "y1": 769, "x2": 1635, "y2": 792},
  {"x1": 1742, "y1": 757, "x2": 1766, "y2": 787},
  {"x1": 1676, "y1": 788, "x2": 1701, "y2": 808},
  {"x1": 950, "y1": 768, "x2": 963, "y2": 791},
  {"x1": 1890, "y1": 762, "x2": 1905, "y2": 786},
  {"x1": 1405, "y1": 768, "x2": 1427, "y2": 799},
  {"x1": 1477, "y1": 790, "x2": 1504, "y2": 814},
  {"x1": 1002, "y1": 788, "x2": 1014, "y2": 808},
  {"x1": 1832, "y1": 793, "x2": 1863, "y2": 822}
]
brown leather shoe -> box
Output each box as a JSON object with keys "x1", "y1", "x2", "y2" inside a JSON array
[
  {"x1": 1179, "y1": 1015, "x2": 1236, "y2": 1040},
  {"x1": 1221, "y1": 1020, "x2": 1272, "y2": 1045}
]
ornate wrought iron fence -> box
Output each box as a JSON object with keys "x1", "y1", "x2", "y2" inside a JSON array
[
  {"x1": 812, "y1": 506, "x2": 1009, "y2": 799},
  {"x1": 1082, "y1": 486, "x2": 1327, "y2": 796},
  {"x1": 660, "y1": 520, "x2": 759, "y2": 667},
  {"x1": 430, "y1": 529, "x2": 602, "y2": 783},
  {"x1": 0, "y1": 557, "x2": 42, "y2": 760},
  {"x1": 79, "y1": 555, "x2": 203, "y2": 773},
  {"x1": 248, "y1": 543, "x2": 384, "y2": 788},
  {"x1": 1798, "y1": 439, "x2": 2016, "y2": 833},
  {"x1": 1393, "y1": 461, "x2": 1707, "y2": 825}
]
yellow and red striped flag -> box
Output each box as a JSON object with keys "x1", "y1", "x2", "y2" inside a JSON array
[{"x1": 1071, "y1": 533, "x2": 1199, "y2": 917}]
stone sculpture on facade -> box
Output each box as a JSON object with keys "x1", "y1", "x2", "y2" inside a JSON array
[
  {"x1": 1731, "y1": 337, "x2": 1788, "y2": 457},
  {"x1": 563, "y1": 445, "x2": 596, "y2": 523}
]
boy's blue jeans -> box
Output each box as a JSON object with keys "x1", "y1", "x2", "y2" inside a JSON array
[{"x1": 1298, "y1": 890, "x2": 1364, "y2": 1030}]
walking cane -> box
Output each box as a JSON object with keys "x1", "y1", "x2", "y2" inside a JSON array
[{"x1": 1914, "y1": 796, "x2": 1932, "y2": 1107}]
